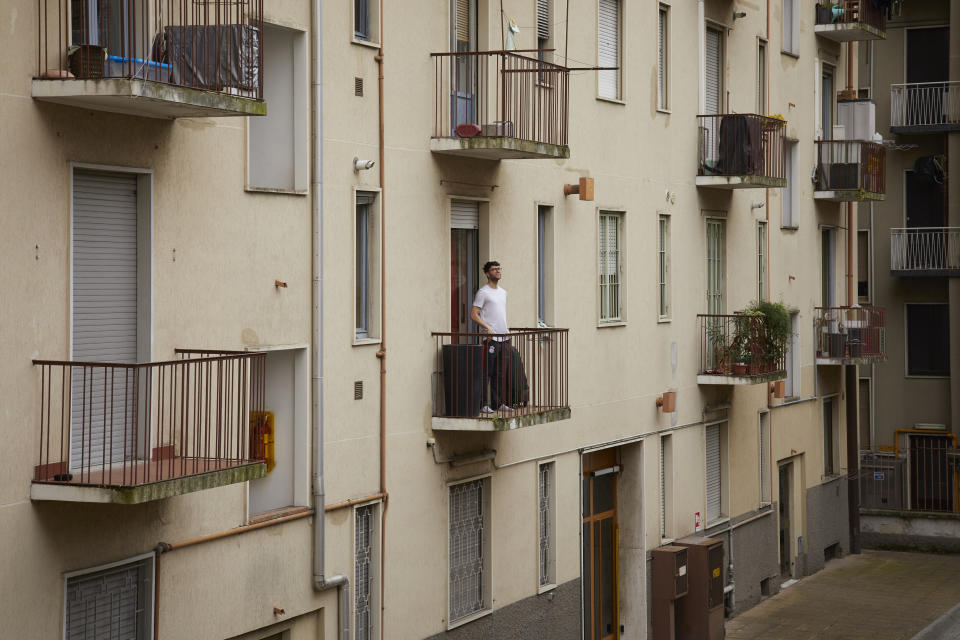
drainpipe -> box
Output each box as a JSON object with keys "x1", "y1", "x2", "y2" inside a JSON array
[
  {"x1": 844, "y1": 40, "x2": 862, "y2": 555},
  {"x1": 312, "y1": 0, "x2": 350, "y2": 636}
]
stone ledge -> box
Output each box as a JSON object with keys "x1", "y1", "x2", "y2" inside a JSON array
[{"x1": 432, "y1": 407, "x2": 572, "y2": 432}]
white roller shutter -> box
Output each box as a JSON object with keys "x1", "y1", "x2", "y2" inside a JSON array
[
  {"x1": 706, "y1": 423, "x2": 722, "y2": 522},
  {"x1": 598, "y1": 0, "x2": 620, "y2": 99},
  {"x1": 450, "y1": 199, "x2": 479, "y2": 229},
  {"x1": 782, "y1": 0, "x2": 794, "y2": 54},
  {"x1": 71, "y1": 170, "x2": 139, "y2": 469},
  {"x1": 705, "y1": 27, "x2": 722, "y2": 114}
]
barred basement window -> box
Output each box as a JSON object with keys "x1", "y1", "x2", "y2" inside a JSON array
[
  {"x1": 449, "y1": 478, "x2": 490, "y2": 623},
  {"x1": 355, "y1": 503, "x2": 377, "y2": 640},
  {"x1": 538, "y1": 462, "x2": 556, "y2": 588},
  {"x1": 65, "y1": 555, "x2": 154, "y2": 640}
]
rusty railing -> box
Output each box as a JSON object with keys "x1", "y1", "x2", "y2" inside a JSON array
[
  {"x1": 815, "y1": 141, "x2": 886, "y2": 194},
  {"x1": 815, "y1": 0, "x2": 886, "y2": 32},
  {"x1": 698, "y1": 314, "x2": 786, "y2": 377},
  {"x1": 431, "y1": 50, "x2": 570, "y2": 147},
  {"x1": 891, "y1": 227, "x2": 960, "y2": 273},
  {"x1": 814, "y1": 306, "x2": 886, "y2": 360},
  {"x1": 36, "y1": 0, "x2": 263, "y2": 99},
  {"x1": 697, "y1": 114, "x2": 786, "y2": 181},
  {"x1": 891, "y1": 82, "x2": 960, "y2": 130},
  {"x1": 432, "y1": 328, "x2": 568, "y2": 420},
  {"x1": 32, "y1": 350, "x2": 266, "y2": 486},
  {"x1": 861, "y1": 439, "x2": 959, "y2": 514}
]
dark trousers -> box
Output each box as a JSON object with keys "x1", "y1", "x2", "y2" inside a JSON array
[{"x1": 483, "y1": 339, "x2": 509, "y2": 408}]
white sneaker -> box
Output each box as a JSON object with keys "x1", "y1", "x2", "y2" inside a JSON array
[
  {"x1": 481, "y1": 405, "x2": 495, "y2": 414},
  {"x1": 498, "y1": 404, "x2": 513, "y2": 412}
]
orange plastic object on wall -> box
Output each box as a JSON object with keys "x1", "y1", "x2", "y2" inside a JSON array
[{"x1": 249, "y1": 411, "x2": 276, "y2": 473}]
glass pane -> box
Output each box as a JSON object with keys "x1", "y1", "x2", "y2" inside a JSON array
[
  {"x1": 593, "y1": 474, "x2": 615, "y2": 514},
  {"x1": 582, "y1": 476, "x2": 591, "y2": 518},
  {"x1": 582, "y1": 521, "x2": 591, "y2": 636},
  {"x1": 594, "y1": 521, "x2": 603, "y2": 639},
  {"x1": 600, "y1": 518, "x2": 615, "y2": 637}
]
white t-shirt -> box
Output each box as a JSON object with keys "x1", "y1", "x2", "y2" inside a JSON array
[{"x1": 473, "y1": 285, "x2": 508, "y2": 338}]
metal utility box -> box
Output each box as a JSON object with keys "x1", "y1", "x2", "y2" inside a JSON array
[
  {"x1": 651, "y1": 545, "x2": 688, "y2": 640},
  {"x1": 838, "y1": 99, "x2": 876, "y2": 142},
  {"x1": 675, "y1": 536, "x2": 725, "y2": 640}
]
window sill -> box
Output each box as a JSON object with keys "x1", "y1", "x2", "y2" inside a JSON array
[
  {"x1": 781, "y1": 50, "x2": 800, "y2": 60},
  {"x1": 658, "y1": 316, "x2": 672, "y2": 324},
  {"x1": 245, "y1": 186, "x2": 309, "y2": 196},
  {"x1": 705, "y1": 516, "x2": 730, "y2": 530},
  {"x1": 596, "y1": 95, "x2": 626, "y2": 106},
  {"x1": 598, "y1": 321, "x2": 627, "y2": 329},
  {"x1": 447, "y1": 608, "x2": 492, "y2": 631},
  {"x1": 780, "y1": 225, "x2": 799, "y2": 231},
  {"x1": 656, "y1": 107, "x2": 672, "y2": 115},
  {"x1": 537, "y1": 582, "x2": 557, "y2": 595},
  {"x1": 354, "y1": 337, "x2": 382, "y2": 347},
  {"x1": 248, "y1": 505, "x2": 313, "y2": 525},
  {"x1": 660, "y1": 536, "x2": 676, "y2": 546},
  {"x1": 351, "y1": 37, "x2": 381, "y2": 49},
  {"x1": 905, "y1": 374, "x2": 951, "y2": 380}
]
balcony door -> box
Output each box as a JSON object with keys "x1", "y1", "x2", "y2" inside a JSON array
[
  {"x1": 71, "y1": 169, "x2": 150, "y2": 469},
  {"x1": 450, "y1": 200, "x2": 479, "y2": 336},
  {"x1": 705, "y1": 219, "x2": 725, "y2": 370},
  {"x1": 907, "y1": 27, "x2": 948, "y2": 84},
  {"x1": 450, "y1": 0, "x2": 478, "y2": 131},
  {"x1": 582, "y1": 451, "x2": 619, "y2": 640}
]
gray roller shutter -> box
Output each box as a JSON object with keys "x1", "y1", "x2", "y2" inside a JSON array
[
  {"x1": 537, "y1": 0, "x2": 550, "y2": 40},
  {"x1": 705, "y1": 27, "x2": 722, "y2": 114},
  {"x1": 451, "y1": 199, "x2": 479, "y2": 229},
  {"x1": 706, "y1": 424, "x2": 722, "y2": 521},
  {"x1": 71, "y1": 170, "x2": 139, "y2": 469},
  {"x1": 66, "y1": 558, "x2": 152, "y2": 639},
  {"x1": 598, "y1": 0, "x2": 620, "y2": 99},
  {"x1": 782, "y1": 0, "x2": 794, "y2": 54}
]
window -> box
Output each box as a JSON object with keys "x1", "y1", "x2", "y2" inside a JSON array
[
  {"x1": 449, "y1": 477, "x2": 491, "y2": 624},
  {"x1": 782, "y1": 141, "x2": 798, "y2": 228},
  {"x1": 537, "y1": 0, "x2": 552, "y2": 61},
  {"x1": 784, "y1": 312, "x2": 800, "y2": 397},
  {"x1": 823, "y1": 397, "x2": 837, "y2": 475},
  {"x1": 353, "y1": 0, "x2": 380, "y2": 43},
  {"x1": 906, "y1": 304, "x2": 951, "y2": 376},
  {"x1": 757, "y1": 40, "x2": 767, "y2": 114},
  {"x1": 658, "y1": 214, "x2": 671, "y2": 319},
  {"x1": 538, "y1": 462, "x2": 556, "y2": 588},
  {"x1": 757, "y1": 221, "x2": 768, "y2": 302},
  {"x1": 821, "y1": 63, "x2": 835, "y2": 139},
  {"x1": 705, "y1": 422, "x2": 728, "y2": 523},
  {"x1": 538, "y1": 205, "x2": 554, "y2": 325},
  {"x1": 704, "y1": 26, "x2": 723, "y2": 115},
  {"x1": 355, "y1": 503, "x2": 378, "y2": 640},
  {"x1": 859, "y1": 378, "x2": 872, "y2": 450},
  {"x1": 248, "y1": 25, "x2": 307, "y2": 192},
  {"x1": 598, "y1": 0, "x2": 621, "y2": 100},
  {"x1": 657, "y1": 5, "x2": 669, "y2": 110},
  {"x1": 660, "y1": 435, "x2": 672, "y2": 538},
  {"x1": 782, "y1": 0, "x2": 798, "y2": 55},
  {"x1": 355, "y1": 191, "x2": 381, "y2": 341},
  {"x1": 760, "y1": 412, "x2": 771, "y2": 504},
  {"x1": 821, "y1": 228, "x2": 836, "y2": 307},
  {"x1": 598, "y1": 212, "x2": 623, "y2": 322},
  {"x1": 65, "y1": 555, "x2": 154, "y2": 640},
  {"x1": 706, "y1": 218, "x2": 725, "y2": 315},
  {"x1": 858, "y1": 230, "x2": 870, "y2": 303}
]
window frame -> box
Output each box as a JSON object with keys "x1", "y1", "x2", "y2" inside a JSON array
[
  {"x1": 658, "y1": 212, "x2": 671, "y2": 321},
  {"x1": 537, "y1": 460, "x2": 557, "y2": 592},
  {"x1": 657, "y1": 3, "x2": 670, "y2": 112},
  {"x1": 781, "y1": 140, "x2": 799, "y2": 229},
  {"x1": 354, "y1": 189, "x2": 382, "y2": 345},
  {"x1": 905, "y1": 303, "x2": 951, "y2": 378},
  {"x1": 784, "y1": 311, "x2": 801, "y2": 398},
  {"x1": 597, "y1": 0, "x2": 624, "y2": 102},
  {"x1": 822, "y1": 395, "x2": 839, "y2": 477},
  {"x1": 352, "y1": 0, "x2": 381, "y2": 47},
  {"x1": 857, "y1": 229, "x2": 871, "y2": 304},
  {"x1": 757, "y1": 38, "x2": 767, "y2": 115},
  {"x1": 64, "y1": 553, "x2": 156, "y2": 640},
  {"x1": 537, "y1": 203, "x2": 555, "y2": 326},
  {"x1": 447, "y1": 474, "x2": 493, "y2": 629},
  {"x1": 759, "y1": 410, "x2": 771, "y2": 505},
  {"x1": 781, "y1": 0, "x2": 798, "y2": 56},
  {"x1": 354, "y1": 501, "x2": 381, "y2": 640},
  {"x1": 660, "y1": 434, "x2": 673, "y2": 540},
  {"x1": 598, "y1": 210, "x2": 625, "y2": 324},
  {"x1": 757, "y1": 220, "x2": 768, "y2": 302},
  {"x1": 705, "y1": 420, "x2": 729, "y2": 525}
]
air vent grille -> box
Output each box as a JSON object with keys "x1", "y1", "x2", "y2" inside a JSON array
[
  {"x1": 355, "y1": 77, "x2": 364, "y2": 97},
  {"x1": 354, "y1": 380, "x2": 363, "y2": 400}
]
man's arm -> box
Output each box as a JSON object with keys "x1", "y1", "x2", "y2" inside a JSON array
[{"x1": 470, "y1": 305, "x2": 491, "y2": 333}]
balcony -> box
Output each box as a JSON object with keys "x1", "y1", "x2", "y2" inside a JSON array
[
  {"x1": 31, "y1": 350, "x2": 267, "y2": 503},
  {"x1": 890, "y1": 82, "x2": 960, "y2": 134},
  {"x1": 861, "y1": 442, "x2": 959, "y2": 514},
  {"x1": 814, "y1": 306, "x2": 886, "y2": 365},
  {"x1": 430, "y1": 51, "x2": 570, "y2": 160},
  {"x1": 696, "y1": 114, "x2": 786, "y2": 189},
  {"x1": 431, "y1": 328, "x2": 570, "y2": 431},
  {"x1": 814, "y1": 140, "x2": 886, "y2": 202},
  {"x1": 33, "y1": 0, "x2": 265, "y2": 119},
  {"x1": 890, "y1": 228, "x2": 960, "y2": 277},
  {"x1": 697, "y1": 314, "x2": 786, "y2": 385},
  {"x1": 814, "y1": 0, "x2": 886, "y2": 42}
]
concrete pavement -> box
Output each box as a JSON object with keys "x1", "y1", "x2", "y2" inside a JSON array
[{"x1": 725, "y1": 550, "x2": 960, "y2": 640}]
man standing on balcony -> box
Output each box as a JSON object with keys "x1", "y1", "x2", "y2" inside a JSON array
[{"x1": 471, "y1": 261, "x2": 511, "y2": 414}]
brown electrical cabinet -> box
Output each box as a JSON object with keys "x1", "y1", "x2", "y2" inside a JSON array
[
  {"x1": 651, "y1": 545, "x2": 688, "y2": 640},
  {"x1": 675, "y1": 536, "x2": 725, "y2": 640}
]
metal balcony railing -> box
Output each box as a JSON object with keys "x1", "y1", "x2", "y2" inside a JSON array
[
  {"x1": 815, "y1": 0, "x2": 886, "y2": 32},
  {"x1": 431, "y1": 328, "x2": 568, "y2": 420},
  {"x1": 697, "y1": 114, "x2": 786, "y2": 181},
  {"x1": 697, "y1": 314, "x2": 786, "y2": 378},
  {"x1": 861, "y1": 443, "x2": 960, "y2": 514},
  {"x1": 32, "y1": 350, "x2": 265, "y2": 487},
  {"x1": 36, "y1": 0, "x2": 263, "y2": 99},
  {"x1": 890, "y1": 227, "x2": 960, "y2": 274},
  {"x1": 814, "y1": 306, "x2": 886, "y2": 360},
  {"x1": 891, "y1": 82, "x2": 960, "y2": 131},
  {"x1": 815, "y1": 140, "x2": 886, "y2": 194},
  {"x1": 431, "y1": 50, "x2": 570, "y2": 147}
]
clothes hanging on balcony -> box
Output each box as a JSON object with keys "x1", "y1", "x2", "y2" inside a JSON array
[
  {"x1": 912, "y1": 155, "x2": 946, "y2": 185},
  {"x1": 718, "y1": 115, "x2": 762, "y2": 175}
]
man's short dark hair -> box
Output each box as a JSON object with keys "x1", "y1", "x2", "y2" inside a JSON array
[{"x1": 483, "y1": 261, "x2": 500, "y2": 274}]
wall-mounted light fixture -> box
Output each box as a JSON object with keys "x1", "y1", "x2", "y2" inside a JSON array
[
  {"x1": 563, "y1": 177, "x2": 595, "y2": 201},
  {"x1": 732, "y1": 10, "x2": 747, "y2": 20},
  {"x1": 353, "y1": 157, "x2": 375, "y2": 172},
  {"x1": 656, "y1": 391, "x2": 677, "y2": 413}
]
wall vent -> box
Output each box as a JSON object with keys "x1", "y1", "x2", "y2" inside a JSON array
[
  {"x1": 355, "y1": 77, "x2": 364, "y2": 97},
  {"x1": 354, "y1": 380, "x2": 363, "y2": 400}
]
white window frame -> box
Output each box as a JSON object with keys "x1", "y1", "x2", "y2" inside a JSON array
[
  {"x1": 759, "y1": 411, "x2": 771, "y2": 505},
  {"x1": 64, "y1": 553, "x2": 156, "y2": 640},
  {"x1": 352, "y1": 0, "x2": 381, "y2": 47},
  {"x1": 782, "y1": 0, "x2": 798, "y2": 56},
  {"x1": 537, "y1": 203, "x2": 555, "y2": 326},
  {"x1": 657, "y1": 4, "x2": 670, "y2": 111},
  {"x1": 354, "y1": 501, "x2": 381, "y2": 640},
  {"x1": 705, "y1": 420, "x2": 729, "y2": 525},
  {"x1": 822, "y1": 395, "x2": 840, "y2": 477},
  {"x1": 660, "y1": 434, "x2": 673, "y2": 540},
  {"x1": 785, "y1": 311, "x2": 801, "y2": 398},
  {"x1": 447, "y1": 474, "x2": 493, "y2": 629},
  {"x1": 354, "y1": 188, "x2": 382, "y2": 345},
  {"x1": 757, "y1": 39, "x2": 767, "y2": 115},
  {"x1": 757, "y1": 220, "x2": 768, "y2": 302},
  {"x1": 537, "y1": 460, "x2": 557, "y2": 592},
  {"x1": 598, "y1": 210, "x2": 624, "y2": 324},
  {"x1": 658, "y1": 213, "x2": 671, "y2": 321},
  {"x1": 597, "y1": 0, "x2": 623, "y2": 102},
  {"x1": 705, "y1": 216, "x2": 726, "y2": 315},
  {"x1": 782, "y1": 140, "x2": 799, "y2": 228}
]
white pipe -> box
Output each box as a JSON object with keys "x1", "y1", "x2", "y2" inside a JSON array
[{"x1": 311, "y1": 0, "x2": 349, "y2": 638}]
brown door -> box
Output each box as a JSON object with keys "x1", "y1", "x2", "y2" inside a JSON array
[{"x1": 582, "y1": 452, "x2": 618, "y2": 640}]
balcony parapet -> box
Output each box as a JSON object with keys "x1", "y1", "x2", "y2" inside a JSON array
[
  {"x1": 696, "y1": 114, "x2": 786, "y2": 189},
  {"x1": 430, "y1": 50, "x2": 570, "y2": 160},
  {"x1": 891, "y1": 82, "x2": 960, "y2": 134},
  {"x1": 814, "y1": 0, "x2": 886, "y2": 42},
  {"x1": 431, "y1": 328, "x2": 569, "y2": 431},
  {"x1": 814, "y1": 306, "x2": 887, "y2": 365},
  {"x1": 697, "y1": 314, "x2": 786, "y2": 385},
  {"x1": 814, "y1": 140, "x2": 886, "y2": 201},
  {"x1": 890, "y1": 228, "x2": 960, "y2": 277}
]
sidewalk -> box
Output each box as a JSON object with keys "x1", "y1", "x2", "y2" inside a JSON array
[{"x1": 725, "y1": 550, "x2": 960, "y2": 640}]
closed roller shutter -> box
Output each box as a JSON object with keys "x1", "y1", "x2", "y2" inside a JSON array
[
  {"x1": 598, "y1": 0, "x2": 620, "y2": 99},
  {"x1": 71, "y1": 170, "x2": 139, "y2": 469},
  {"x1": 451, "y1": 199, "x2": 479, "y2": 229},
  {"x1": 537, "y1": 0, "x2": 550, "y2": 40},
  {"x1": 706, "y1": 423, "x2": 722, "y2": 522},
  {"x1": 705, "y1": 27, "x2": 722, "y2": 114},
  {"x1": 782, "y1": 0, "x2": 794, "y2": 54},
  {"x1": 66, "y1": 559, "x2": 151, "y2": 639}
]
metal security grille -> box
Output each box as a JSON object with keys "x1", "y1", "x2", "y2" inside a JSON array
[
  {"x1": 539, "y1": 463, "x2": 553, "y2": 586},
  {"x1": 757, "y1": 221, "x2": 768, "y2": 301},
  {"x1": 355, "y1": 504, "x2": 375, "y2": 640},
  {"x1": 658, "y1": 6, "x2": 667, "y2": 109},
  {"x1": 706, "y1": 424, "x2": 722, "y2": 522},
  {"x1": 599, "y1": 213, "x2": 622, "y2": 321},
  {"x1": 449, "y1": 479, "x2": 485, "y2": 622},
  {"x1": 66, "y1": 558, "x2": 151, "y2": 640},
  {"x1": 660, "y1": 436, "x2": 668, "y2": 537},
  {"x1": 658, "y1": 215, "x2": 669, "y2": 318}
]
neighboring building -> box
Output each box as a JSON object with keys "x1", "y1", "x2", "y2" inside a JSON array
[
  {"x1": 0, "y1": 2, "x2": 893, "y2": 640},
  {"x1": 857, "y1": 0, "x2": 960, "y2": 550}
]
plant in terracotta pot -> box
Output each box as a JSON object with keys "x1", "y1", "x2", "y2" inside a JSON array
[{"x1": 742, "y1": 301, "x2": 792, "y2": 373}]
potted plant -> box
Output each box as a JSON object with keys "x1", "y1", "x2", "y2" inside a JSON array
[{"x1": 741, "y1": 301, "x2": 792, "y2": 373}]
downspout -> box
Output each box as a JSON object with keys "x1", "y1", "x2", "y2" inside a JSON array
[
  {"x1": 312, "y1": 0, "x2": 350, "y2": 636},
  {"x1": 375, "y1": 0, "x2": 390, "y2": 637}
]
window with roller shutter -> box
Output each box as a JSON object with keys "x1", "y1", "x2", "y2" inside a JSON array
[
  {"x1": 705, "y1": 422, "x2": 725, "y2": 523},
  {"x1": 64, "y1": 556, "x2": 154, "y2": 640},
  {"x1": 704, "y1": 26, "x2": 722, "y2": 114},
  {"x1": 598, "y1": 0, "x2": 621, "y2": 100}
]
